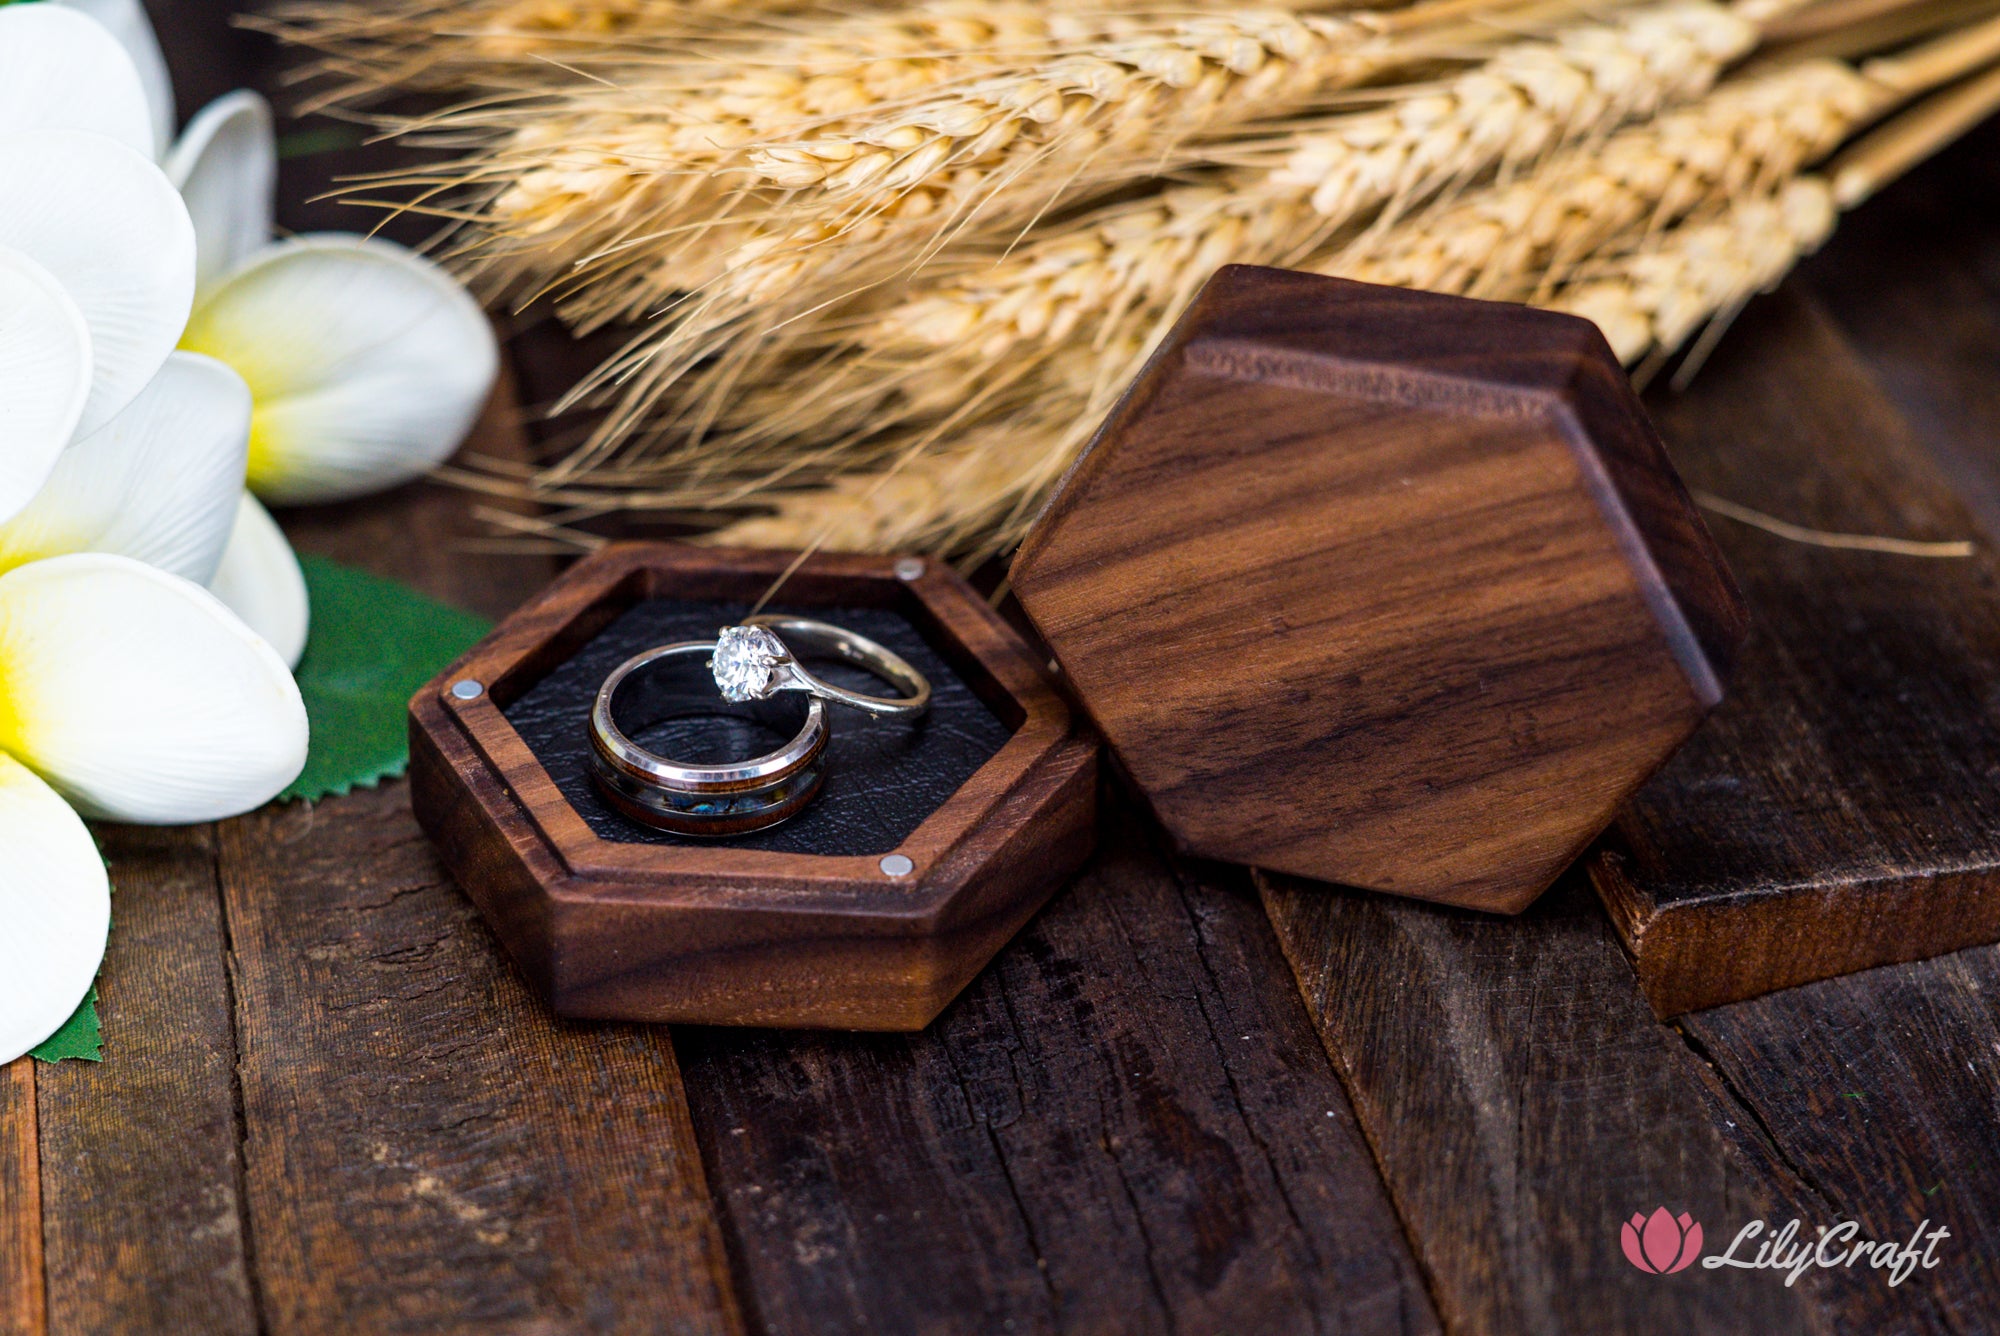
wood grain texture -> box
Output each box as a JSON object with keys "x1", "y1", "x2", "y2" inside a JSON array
[
  {"x1": 0, "y1": 1060, "x2": 42, "y2": 1336},
  {"x1": 1682, "y1": 945, "x2": 2000, "y2": 1332},
  {"x1": 216, "y1": 786, "x2": 742, "y2": 1335},
  {"x1": 1013, "y1": 266, "x2": 1744, "y2": 913},
  {"x1": 202, "y1": 386, "x2": 744, "y2": 1332},
  {"x1": 1259, "y1": 870, "x2": 1957, "y2": 1335},
  {"x1": 35, "y1": 825, "x2": 255, "y2": 1336},
  {"x1": 1594, "y1": 287, "x2": 2000, "y2": 1016},
  {"x1": 410, "y1": 543, "x2": 1098, "y2": 1030},
  {"x1": 679, "y1": 801, "x2": 1439, "y2": 1335}
]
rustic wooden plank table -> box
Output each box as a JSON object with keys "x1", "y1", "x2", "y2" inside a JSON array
[{"x1": 3, "y1": 8, "x2": 1998, "y2": 1333}]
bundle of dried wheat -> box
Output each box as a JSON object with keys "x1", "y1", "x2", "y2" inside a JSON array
[{"x1": 276, "y1": 0, "x2": 2000, "y2": 558}]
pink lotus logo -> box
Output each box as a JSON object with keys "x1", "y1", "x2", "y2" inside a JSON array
[{"x1": 1623, "y1": 1208, "x2": 1704, "y2": 1274}]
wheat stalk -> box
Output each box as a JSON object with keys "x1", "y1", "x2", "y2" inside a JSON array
[
  {"x1": 740, "y1": 9, "x2": 1402, "y2": 196},
  {"x1": 502, "y1": 0, "x2": 1750, "y2": 491},
  {"x1": 1323, "y1": 55, "x2": 1879, "y2": 299},
  {"x1": 268, "y1": 0, "x2": 2000, "y2": 558},
  {"x1": 690, "y1": 183, "x2": 1840, "y2": 555},
  {"x1": 688, "y1": 21, "x2": 2000, "y2": 556},
  {"x1": 328, "y1": 1, "x2": 1673, "y2": 474},
  {"x1": 658, "y1": 0, "x2": 1756, "y2": 471},
  {"x1": 1344, "y1": 11, "x2": 2000, "y2": 297},
  {"x1": 350, "y1": 0, "x2": 1440, "y2": 363},
  {"x1": 366, "y1": 2, "x2": 1068, "y2": 296},
  {"x1": 1546, "y1": 175, "x2": 1835, "y2": 361},
  {"x1": 263, "y1": 0, "x2": 1332, "y2": 102},
  {"x1": 763, "y1": 8, "x2": 1975, "y2": 442},
  {"x1": 866, "y1": 0, "x2": 1756, "y2": 367},
  {"x1": 256, "y1": 0, "x2": 806, "y2": 109},
  {"x1": 452, "y1": 4, "x2": 1575, "y2": 472},
  {"x1": 273, "y1": 0, "x2": 1497, "y2": 119}
]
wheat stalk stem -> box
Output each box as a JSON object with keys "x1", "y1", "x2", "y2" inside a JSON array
[{"x1": 1833, "y1": 58, "x2": 2000, "y2": 203}]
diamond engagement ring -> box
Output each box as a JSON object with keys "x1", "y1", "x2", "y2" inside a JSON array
[
  {"x1": 589, "y1": 641, "x2": 828, "y2": 836},
  {"x1": 711, "y1": 616, "x2": 932, "y2": 719}
]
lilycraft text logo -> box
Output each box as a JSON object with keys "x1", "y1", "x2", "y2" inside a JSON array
[{"x1": 1621, "y1": 1207, "x2": 1949, "y2": 1287}]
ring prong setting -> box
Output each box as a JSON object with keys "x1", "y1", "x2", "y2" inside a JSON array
[{"x1": 713, "y1": 624, "x2": 790, "y2": 702}]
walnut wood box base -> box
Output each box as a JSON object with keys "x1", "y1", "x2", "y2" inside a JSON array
[{"x1": 408, "y1": 543, "x2": 1098, "y2": 1031}]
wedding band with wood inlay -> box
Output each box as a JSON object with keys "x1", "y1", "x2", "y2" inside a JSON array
[{"x1": 588, "y1": 641, "x2": 827, "y2": 836}]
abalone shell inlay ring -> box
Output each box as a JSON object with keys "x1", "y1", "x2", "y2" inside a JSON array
[
  {"x1": 589, "y1": 641, "x2": 827, "y2": 836},
  {"x1": 711, "y1": 615, "x2": 932, "y2": 719}
]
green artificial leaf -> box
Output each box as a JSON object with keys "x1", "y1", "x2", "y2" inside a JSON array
[
  {"x1": 31, "y1": 985, "x2": 101, "y2": 1063},
  {"x1": 283, "y1": 555, "x2": 491, "y2": 802}
]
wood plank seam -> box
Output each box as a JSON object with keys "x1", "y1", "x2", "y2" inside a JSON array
[
  {"x1": 1672, "y1": 1017, "x2": 1861, "y2": 1218},
  {"x1": 1254, "y1": 900, "x2": 1464, "y2": 1329},
  {"x1": 1259, "y1": 869, "x2": 1970, "y2": 1332},
  {"x1": 1667, "y1": 1017, "x2": 1963, "y2": 1332},
  {"x1": 34, "y1": 823, "x2": 260, "y2": 1332},
  {"x1": 1122, "y1": 842, "x2": 1440, "y2": 1332},
  {"x1": 3, "y1": 1059, "x2": 47, "y2": 1336},
  {"x1": 1680, "y1": 948, "x2": 2000, "y2": 1331},
  {"x1": 1595, "y1": 287, "x2": 2000, "y2": 1014},
  {"x1": 935, "y1": 1038, "x2": 1069, "y2": 1313},
  {"x1": 212, "y1": 820, "x2": 273, "y2": 1336},
  {"x1": 674, "y1": 795, "x2": 1437, "y2": 1333},
  {"x1": 25, "y1": 1064, "x2": 44, "y2": 1336},
  {"x1": 1158, "y1": 851, "x2": 1424, "y2": 1304}
]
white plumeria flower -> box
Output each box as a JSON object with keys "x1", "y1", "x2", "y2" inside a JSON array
[
  {"x1": 0, "y1": 750, "x2": 109, "y2": 1064},
  {"x1": 0, "y1": 352, "x2": 251, "y2": 583},
  {"x1": 0, "y1": 8, "x2": 311, "y2": 1061},
  {"x1": 152, "y1": 82, "x2": 501, "y2": 504},
  {"x1": 3, "y1": 2, "x2": 156, "y2": 157},
  {"x1": 0, "y1": 553, "x2": 309, "y2": 1062},
  {"x1": 156, "y1": 87, "x2": 498, "y2": 661},
  {"x1": 182, "y1": 232, "x2": 502, "y2": 505},
  {"x1": 0, "y1": 5, "x2": 196, "y2": 521},
  {"x1": 165, "y1": 90, "x2": 279, "y2": 299},
  {"x1": 51, "y1": 0, "x2": 177, "y2": 157},
  {"x1": 208, "y1": 492, "x2": 311, "y2": 668}
]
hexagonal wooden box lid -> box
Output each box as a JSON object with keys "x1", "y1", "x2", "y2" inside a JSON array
[{"x1": 1011, "y1": 266, "x2": 1748, "y2": 913}]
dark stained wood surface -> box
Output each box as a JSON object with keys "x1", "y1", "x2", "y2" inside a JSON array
[
  {"x1": 1592, "y1": 287, "x2": 2000, "y2": 1017},
  {"x1": 1682, "y1": 948, "x2": 2000, "y2": 1333},
  {"x1": 1012, "y1": 266, "x2": 1745, "y2": 914},
  {"x1": 4, "y1": 7, "x2": 1999, "y2": 1333},
  {"x1": 223, "y1": 391, "x2": 743, "y2": 1335},
  {"x1": 679, "y1": 806, "x2": 1438, "y2": 1335},
  {"x1": 1796, "y1": 118, "x2": 2000, "y2": 541},
  {"x1": 1258, "y1": 870, "x2": 1942, "y2": 1335},
  {"x1": 216, "y1": 785, "x2": 742, "y2": 1335},
  {"x1": 0, "y1": 1061, "x2": 41, "y2": 1336},
  {"x1": 35, "y1": 826, "x2": 253, "y2": 1335}
]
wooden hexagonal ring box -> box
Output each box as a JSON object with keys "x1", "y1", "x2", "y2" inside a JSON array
[
  {"x1": 409, "y1": 543, "x2": 1098, "y2": 1030},
  {"x1": 1013, "y1": 266, "x2": 1749, "y2": 914}
]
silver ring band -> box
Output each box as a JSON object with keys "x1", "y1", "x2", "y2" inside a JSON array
[
  {"x1": 712, "y1": 616, "x2": 932, "y2": 718},
  {"x1": 589, "y1": 641, "x2": 827, "y2": 836}
]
